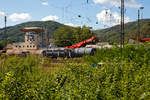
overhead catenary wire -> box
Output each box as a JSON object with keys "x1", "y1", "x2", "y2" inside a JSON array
[{"x1": 39, "y1": 0, "x2": 104, "y2": 28}]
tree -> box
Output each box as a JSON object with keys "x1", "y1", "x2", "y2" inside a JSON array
[
  {"x1": 54, "y1": 26, "x2": 73, "y2": 47},
  {"x1": 0, "y1": 41, "x2": 4, "y2": 50},
  {"x1": 130, "y1": 22, "x2": 150, "y2": 39},
  {"x1": 80, "y1": 26, "x2": 93, "y2": 41},
  {"x1": 140, "y1": 22, "x2": 150, "y2": 38},
  {"x1": 73, "y1": 27, "x2": 82, "y2": 43},
  {"x1": 54, "y1": 25, "x2": 96, "y2": 47}
]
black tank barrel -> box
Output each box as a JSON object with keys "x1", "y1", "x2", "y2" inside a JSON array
[{"x1": 42, "y1": 48, "x2": 96, "y2": 58}]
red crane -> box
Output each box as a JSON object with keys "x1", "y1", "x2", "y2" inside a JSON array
[{"x1": 65, "y1": 36, "x2": 97, "y2": 48}]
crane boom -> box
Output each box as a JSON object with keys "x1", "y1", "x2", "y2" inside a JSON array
[{"x1": 65, "y1": 36, "x2": 97, "y2": 48}]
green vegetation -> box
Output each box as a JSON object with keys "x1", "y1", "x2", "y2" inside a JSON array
[
  {"x1": 54, "y1": 26, "x2": 74, "y2": 47},
  {"x1": 54, "y1": 25, "x2": 94, "y2": 47},
  {"x1": 1, "y1": 44, "x2": 150, "y2": 99},
  {"x1": 95, "y1": 19, "x2": 150, "y2": 42},
  {"x1": 0, "y1": 41, "x2": 4, "y2": 50}
]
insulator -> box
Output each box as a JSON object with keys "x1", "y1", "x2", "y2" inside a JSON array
[{"x1": 78, "y1": 15, "x2": 81, "y2": 17}]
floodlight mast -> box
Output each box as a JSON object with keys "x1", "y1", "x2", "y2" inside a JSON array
[{"x1": 137, "y1": 6, "x2": 144, "y2": 47}]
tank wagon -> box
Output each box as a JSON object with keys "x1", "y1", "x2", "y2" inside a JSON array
[{"x1": 42, "y1": 48, "x2": 96, "y2": 58}]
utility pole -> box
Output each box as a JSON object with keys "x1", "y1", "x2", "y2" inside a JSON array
[
  {"x1": 4, "y1": 16, "x2": 7, "y2": 50},
  {"x1": 137, "y1": 9, "x2": 140, "y2": 47},
  {"x1": 120, "y1": 0, "x2": 125, "y2": 48}
]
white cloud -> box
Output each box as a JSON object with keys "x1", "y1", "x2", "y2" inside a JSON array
[
  {"x1": 96, "y1": 10, "x2": 130, "y2": 26},
  {"x1": 41, "y1": 15, "x2": 59, "y2": 21},
  {"x1": 8, "y1": 13, "x2": 31, "y2": 22},
  {"x1": 93, "y1": 0, "x2": 141, "y2": 8},
  {"x1": 65, "y1": 23, "x2": 78, "y2": 27},
  {"x1": 42, "y1": 2, "x2": 49, "y2": 6},
  {"x1": 125, "y1": 0, "x2": 141, "y2": 8},
  {"x1": 0, "y1": 11, "x2": 5, "y2": 17},
  {"x1": 94, "y1": 0, "x2": 108, "y2": 4}
]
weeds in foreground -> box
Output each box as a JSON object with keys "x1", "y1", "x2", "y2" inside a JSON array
[{"x1": 0, "y1": 44, "x2": 150, "y2": 99}]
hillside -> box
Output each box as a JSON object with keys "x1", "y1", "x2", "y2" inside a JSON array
[
  {"x1": 1, "y1": 19, "x2": 150, "y2": 44},
  {"x1": 94, "y1": 19, "x2": 150, "y2": 42},
  {"x1": 0, "y1": 21, "x2": 65, "y2": 43}
]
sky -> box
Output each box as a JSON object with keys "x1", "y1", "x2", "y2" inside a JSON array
[{"x1": 0, "y1": 0, "x2": 149, "y2": 29}]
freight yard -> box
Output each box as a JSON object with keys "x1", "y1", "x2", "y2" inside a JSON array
[
  {"x1": 0, "y1": 27, "x2": 97, "y2": 57},
  {"x1": 0, "y1": 26, "x2": 149, "y2": 57}
]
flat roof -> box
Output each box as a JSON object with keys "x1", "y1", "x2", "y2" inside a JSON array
[{"x1": 20, "y1": 27, "x2": 44, "y2": 32}]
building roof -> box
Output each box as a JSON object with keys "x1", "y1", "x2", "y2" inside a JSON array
[{"x1": 20, "y1": 27, "x2": 44, "y2": 32}]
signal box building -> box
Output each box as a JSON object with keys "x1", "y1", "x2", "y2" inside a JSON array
[{"x1": 12, "y1": 27, "x2": 47, "y2": 50}]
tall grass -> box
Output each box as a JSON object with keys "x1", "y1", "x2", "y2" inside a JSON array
[{"x1": 0, "y1": 44, "x2": 150, "y2": 99}]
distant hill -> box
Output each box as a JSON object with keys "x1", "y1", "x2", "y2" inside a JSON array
[
  {"x1": 0, "y1": 21, "x2": 65, "y2": 43},
  {"x1": 1, "y1": 19, "x2": 150, "y2": 44},
  {"x1": 94, "y1": 19, "x2": 150, "y2": 42}
]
